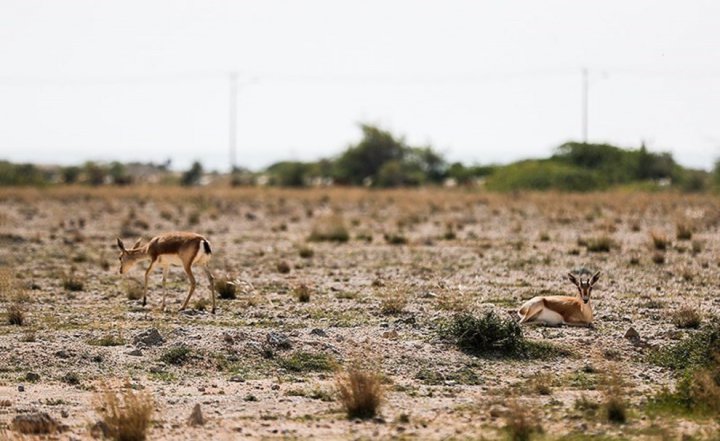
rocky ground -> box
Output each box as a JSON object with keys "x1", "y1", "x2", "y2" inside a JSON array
[{"x1": 0, "y1": 187, "x2": 719, "y2": 440}]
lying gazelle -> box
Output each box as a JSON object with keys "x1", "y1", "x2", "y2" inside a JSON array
[
  {"x1": 116, "y1": 232, "x2": 216, "y2": 313},
  {"x1": 517, "y1": 271, "x2": 600, "y2": 327}
]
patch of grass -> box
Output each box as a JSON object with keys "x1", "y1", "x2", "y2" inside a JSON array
[
  {"x1": 379, "y1": 288, "x2": 407, "y2": 315},
  {"x1": 602, "y1": 371, "x2": 628, "y2": 423},
  {"x1": 308, "y1": 215, "x2": 349, "y2": 243},
  {"x1": 676, "y1": 223, "x2": 693, "y2": 241},
  {"x1": 124, "y1": 280, "x2": 143, "y2": 301},
  {"x1": 336, "y1": 368, "x2": 384, "y2": 419},
  {"x1": 584, "y1": 236, "x2": 614, "y2": 253},
  {"x1": 193, "y1": 297, "x2": 209, "y2": 311},
  {"x1": 651, "y1": 231, "x2": 670, "y2": 250},
  {"x1": 384, "y1": 232, "x2": 407, "y2": 245},
  {"x1": 214, "y1": 275, "x2": 237, "y2": 300},
  {"x1": 88, "y1": 334, "x2": 125, "y2": 347},
  {"x1": 7, "y1": 303, "x2": 24, "y2": 326},
  {"x1": 160, "y1": 346, "x2": 192, "y2": 366},
  {"x1": 648, "y1": 320, "x2": 720, "y2": 371},
  {"x1": 505, "y1": 398, "x2": 542, "y2": 441},
  {"x1": 279, "y1": 351, "x2": 336, "y2": 373},
  {"x1": 293, "y1": 284, "x2": 311, "y2": 303},
  {"x1": 672, "y1": 305, "x2": 702, "y2": 329},
  {"x1": 95, "y1": 385, "x2": 154, "y2": 441},
  {"x1": 529, "y1": 373, "x2": 554, "y2": 395},
  {"x1": 298, "y1": 246, "x2": 314, "y2": 258},
  {"x1": 62, "y1": 269, "x2": 85, "y2": 291}
]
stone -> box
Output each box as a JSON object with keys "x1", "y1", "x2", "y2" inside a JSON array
[
  {"x1": 310, "y1": 328, "x2": 328, "y2": 338},
  {"x1": 133, "y1": 328, "x2": 164, "y2": 347},
  {"x1": 266, "y1": 331, "x2": 291, "y2": 350},
  {"x1": 25, "y1": 372, "x2": 40, "y2": 382},
  {"x1": 624, "y1": 327, "x2": 640, "y2": 340},
  {"x1": 188, "y1": 404, "x2": 204, "y2": 426}
]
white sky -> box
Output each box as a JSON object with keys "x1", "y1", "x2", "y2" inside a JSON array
[{"x1": 1, "y1": 0, "x2": 719, "y2": 171}]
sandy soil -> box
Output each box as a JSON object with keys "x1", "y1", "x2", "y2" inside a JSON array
[{"x1": 0, "y1": 188, "x2": 718, "y2": 440}]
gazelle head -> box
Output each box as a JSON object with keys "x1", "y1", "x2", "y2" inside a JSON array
[
  {"x1": 116, "y1": 237, "x2": 145, "y2": 274},
  {"x1": 568, "y1": 271, "x2": 600, "y2": 304}
]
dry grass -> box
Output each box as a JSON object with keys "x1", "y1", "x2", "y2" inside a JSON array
[
  {"x1": 335, "y1": 368, "x2": 384, "y2": 419},
  {"x1": 293, "y1": 283, "x2": 311, "y2": 303},
  {"x1": 672, "y1": 305, "x2": 702, "y2": 329},
  {"x1": 379, "y1": 287, "x2": 408, "y2": 315},
  {"x1": 676, "y1": 223, "x2": 693, "y2": 241},
  {"x1": 6, "y1": 303, "x2": 24, "y2": 326},
  {"x1": 308, "y1": 215, "x2": 350, "y2": 243},
  {"x1": 504, "y1": 398, "x2": 542, "y2": 441},
  {"x1": 650, "y1": 231, "x2": 670, "y2": 250},
  {"x1": 95, "y1": 384, "x2": 154, "y2": 441},
  {"x1": 214, "y1": 275, "x2": 237, "y2": 300},
  {"x1": 602, "y1": 370, "x2": 628, "y2": 424}
]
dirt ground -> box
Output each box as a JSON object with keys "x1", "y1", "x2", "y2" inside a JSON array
[{"x1": 0, "y1": 187, "x2": 719, "y2": 440}]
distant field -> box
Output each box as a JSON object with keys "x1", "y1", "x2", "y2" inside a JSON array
[{"x1": 0, "y1": 187, "x2": 719, "y2": 440}]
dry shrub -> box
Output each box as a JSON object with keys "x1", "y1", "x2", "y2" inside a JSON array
[
  {"x1": 62, "y1": 268, "x2": 85, "y2": 292},
  {"x1": 293, "y1": 284, "x2": 311, "y2": 303},
  {"x1": 650, "y1": 231, "x2": 670, "y2": 250},
  {"x1": 505, "y1": 398, "x2": 542, "y2": 441},
  {"x1": 602, "y1": 370, "x2": 628, "y2": 424},
  {"x1": 124, "y1": 280, "x2": 143, "y2": 301},
  {"x1": 308, "y1": 215, "x2": 349, "y2": 243},
  {"x1": 276, "y1": 261, "x2": 291, "y2": 274},
  {"x1": 676, "y1": 223, "x2": 693, "y2": 241},
  {"x1": 379, "y1": 288, "x2": 407, "y2": 315},
  {"x1": 95, "y1": 384, "x2": 154, "y2": 441},
  {"x1": 12, "y1": 412, "x2": 60, "y2": 435},
  {"x1": 673, "y1": 305, "x2": 702, "y2": 329},
  {"x1": 7, "y1": 303, "x2": 24, "y2": 326},
  {"x1": 214, "y1": 275, "x2": 237, "y2": 300},
  {"x1": 336, "y1": 368, "x2": 384, "y2": 419}
]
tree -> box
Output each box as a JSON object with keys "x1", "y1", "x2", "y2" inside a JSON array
[
  {"x1": 181, "y1": 161, "x2": 203, "y2": 186},
  {"x1": 333, "y1": 124, "x2": 406, "y2": 185}
]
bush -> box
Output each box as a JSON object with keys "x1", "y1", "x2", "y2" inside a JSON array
[
  {"x1": 672, "y1": 306, "x2": 702, "y2": 329},
  {"x1": 440, "y1": 312, "x2": 524, "y2": 356},
  {"x1": 7, "y1": 303, "x2": 24, "y2": 326},
  {"x1": 584, "y1": 236, "x2": 614, "y2": 252},
  {"x1": 486, "y1": 160, "x2": 603, "y2": 192},
  {"x1": 160, "y1": 346, "x2": 192, "y2": 366},
  {"x1": 649, "y1": 320, "x2": 720, "y2": 373},
  {"x1": 336, "y1": 368, "x2": 384, "y2": 419},
  {"x1": 280, "y1": 352, "x2": 336, "y2": 373},
  {"x1": 95, "y1": 385, "x2": 154, "y2": 441},
  {"x1": 309, "y1": 216, "x2": 350, "y2": 243},
  {"x1": 505, "y1": 399, "x2": 542, "y2": 441},
  {"x1": 215, "y1": 276, "x2": 237, "y2": 300},
  {"x1": 379, "y1": 288, "x2": 407, "y2": 315},
  {"x1": 293, "y1": 284, "x2": 311, "y2": 303}
]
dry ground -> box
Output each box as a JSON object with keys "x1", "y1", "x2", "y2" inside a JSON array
[{"x1": 0, "y1": 187, "x2": 719, "y2": 440}]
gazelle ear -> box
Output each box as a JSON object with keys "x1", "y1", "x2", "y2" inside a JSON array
[
  {"x1": 116, "y1": 237, "x2": 126, "y2": 252},
  {"x1": 132, "y1": 237, "x2": 144, "y2": 249},
  {"x1": 568, "y1": 273, "x2": 580, "y2": 287},
  {"x1": 590, "y1": 271, "x2": 601, "y2": 286}
]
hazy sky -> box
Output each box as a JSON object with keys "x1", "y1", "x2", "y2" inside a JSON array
[{"x1": 1, "y1": 0, "x2": 719, "y2": 171}]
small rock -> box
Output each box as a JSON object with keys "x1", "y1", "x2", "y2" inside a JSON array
[
  {"x1": 382, "y1": 330, "x2": 399, "y2": 339},
  {"x1": 222, "y1": 333, "x2": 234, "y2": 344},
  {"x1": 266, "y1": 331, "x2": 291, "y2": 350},
  {"x1": 54, "y1": 350, "x2": 70, "y2": 359},
  {"x1": 229, "y1": 376, "x2": 245, "y2": 383},
  {"x1": 18, "y1": 385, "x2": 25, "y2": 392},
  {"x1": 310, "y1": 328, "x2": 328, "y2": 338},
  {"x1": 127, "y1": 349, "x2": 143, "y2": 356},
  {"x1": 188, "y1": 403, "x2": 204, "y2": 426},
  {"x1": 133, "y1": 328, "x2": 165, "y2": 347},
  {"x1": 624, "y1": 327, "x2": 640, "y2": 340},
  {"x1": 271, "y1": 384, "x2": 280, "y2": 391},
  {"x1": 25, "y1": 372, "x2": 40, "y2": 382}
]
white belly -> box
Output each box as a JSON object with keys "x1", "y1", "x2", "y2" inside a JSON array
[
  {"x1": 535, "y1": 308, "x2": 565, "y2": 325},
  {"x1": 157, "y1": 254, "x2": 185, "y2": 267}
]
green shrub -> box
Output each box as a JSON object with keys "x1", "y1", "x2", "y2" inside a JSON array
[
  {"x1": 279, "y1": 352, "x2": 336, "y2": 373},
  {"x1": 485, "y1": 160, "x2": 604, "y2": 192},
  {"x1": 160, "y1": 346, "x2": 192, "y2": 366},
  {"x1": 440, "y1": 312, "x2": 524, "y2": 355}
]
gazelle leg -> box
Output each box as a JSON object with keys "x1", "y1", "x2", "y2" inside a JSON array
[
  {"x1": 203, "y1": 266, "x2": 215, "y2": 314},
  {"x1": 161, "y1": 265, "x2": 169, "y2": 311},
  {"x1": 143, "y1": 259, "x2": 156, "y2": 307},
  {"x1": 519, "y1": 305, "x2": 543, "y2": 324},
  {"x1": 179, "y1": 264, "x2": 196, "y2": 311}
]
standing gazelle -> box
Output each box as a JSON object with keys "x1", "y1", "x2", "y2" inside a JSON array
[
  {"x1": 116, "y1": 232, "x2": 216, "y2": 314},
  {"x1": 517, "y1": 271, "x2": 600, "y2": 327}
]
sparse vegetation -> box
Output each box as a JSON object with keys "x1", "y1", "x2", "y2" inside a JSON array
[
  {"x1": 95, "y1": 385, "x2": 154, "y2": 441},
  {"x1": 215, "y1": 275, "x2": 237, "y2": 300},
  {"x1": 584, "y1": 236, "x2": 614, "y2": 252},
  {"x1": 504, "y1": 398, "x2": 543, "y2": 441},
  {"x1": 379, "y1": 288, "x2": 407, "y2": 315},
  {"x1": 336, "y1": 368, "x2": 384, "y2": 419},
  {"x1": 293, "y1": 284, "x2": 311, "y2": 302},
  {"x1": 308, "y1": 215, "x2": 350, "y2": 243},
  {"x1": 672, "y1": 305, "x2": 702, "y2": 329},
  {"x1": 62, "y1": 269, "x2": 85, "y2": 291},
  {"x1": 280, "y1": 351, "x2": 336, "y2": 373},
  {"x1": 7, "y1": 303, "x2": 25, "y2": 326},
  {"x1": 651, "y1": 231, "x2": 670, "y2": 250},
  {"x1": 160, "y1": 346, "x2": 192, "y2": 366}
]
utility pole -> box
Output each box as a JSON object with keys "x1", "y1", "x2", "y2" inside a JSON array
[
  {"x1": 581, "y1": 68, "x2": 589, "y2": 143},
  {"x1": 229, "y1": 71, "x2": 239, "y2": 171}
]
